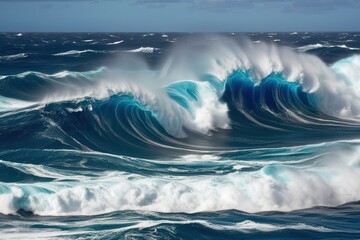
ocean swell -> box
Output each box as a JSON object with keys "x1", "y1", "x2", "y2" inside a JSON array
[{"x1": 1, "y1": 39, "x2": 360, "y2": 140}]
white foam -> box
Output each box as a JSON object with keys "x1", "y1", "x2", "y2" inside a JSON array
[
  {"x1": 0, "y1": 219, "x2": 331, "y2": 239},
  {"x1": 1, "y1": 145, "x2": 360, "y2": 216},
  {"x1": 106, "y1": 40, "x2": 124, "y2": 45},
  {"x1": 297, "y1": 43, "x2": 360, "y2": 52},
  {"x1": 52, "y1": 49, "x2": 100, "y2": 56},
  {"x1": 66, "y1": 107, "x2": 83, "y2": 113},
  {"x1": 0, "y1": 96, "x2": 35, "y2": 112},
  {"x1": 181, "y1": 81, "x2": 230, "y2": 134},
  {"x1": 181, "y1": 154, "x2": 221, "y2": 162},
  {"x1": 233, "y1": 220, "x2": 331, "y2": 232},
  {"x1": 125, "y1": 47, "x2": 158, "y2": 53},
  {"x1": 0, "y1": 160, "x2": 89, "y2": 181},
  {"x1": 337, "y1": 44, "x2": 360, "y2": 50},
  {"x1": 0, "y1": 53, "x2": 28, "y2": 60}
]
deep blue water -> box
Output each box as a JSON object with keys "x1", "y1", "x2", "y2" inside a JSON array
[{"x1": 1, "y1": 32, "x2": 360, "y2": 239}]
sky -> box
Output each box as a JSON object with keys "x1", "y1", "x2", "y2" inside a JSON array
[{"x1": 0, "y1": 0, "x2": 360, "y2": 32}]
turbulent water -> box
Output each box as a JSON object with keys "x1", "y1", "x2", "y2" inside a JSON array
[{"x1": 1, "y1": 32, "x2": 360, "y2": 239}]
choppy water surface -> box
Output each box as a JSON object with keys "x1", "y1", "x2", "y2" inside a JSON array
[{"x1": 1, "y1": 32, "x2": 360, "y2": 239}]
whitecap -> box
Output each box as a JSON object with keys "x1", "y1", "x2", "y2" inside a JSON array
[
  {"x1": 1, "y1": 149, "x2": 359, "y2": 216},
  {"x1": 125, "y1": 47, "x2": 159, "y2": 53},
  {"x1": 106, "y1": 40, "x2": 124, "y2": 45},
  {"x1": 0, "y1": 53, "x2": 28, "y2": 61},
  {"x1": 52, "y1": 49, "x2": 101, "y2": 56},
  {"x1": 233, "y1": 220, "x2": 331, "y2": 232},
  {"x1": 297, "y1": 43, "x2": 325, "y2": 51},
  {"x1": 66, "y1": 107, "x2": 83, "y2": 113},
  {"x1": 297, "y1": 43, "x2": 360, "y2": 52}
]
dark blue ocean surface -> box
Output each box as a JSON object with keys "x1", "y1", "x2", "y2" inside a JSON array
[{"x1": 1, "y1": 32, "x2": 360, "y2": 239}]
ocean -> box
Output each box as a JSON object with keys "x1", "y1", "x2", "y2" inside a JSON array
[{"x1": 1, "y1": 32, "x2": 360, "y2": 239}]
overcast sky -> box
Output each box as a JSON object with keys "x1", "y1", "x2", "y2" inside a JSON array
[{"x1": 0, "y1": 0, "x2": 359, "y2": 32}]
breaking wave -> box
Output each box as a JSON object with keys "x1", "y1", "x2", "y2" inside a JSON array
[{"x1": 2, "y1": 39, "x2": 360, "y2": 138}]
